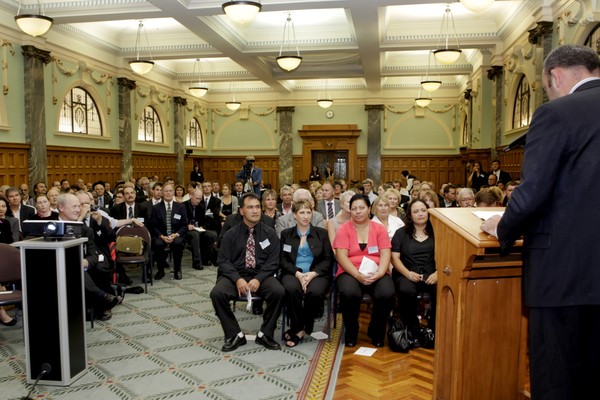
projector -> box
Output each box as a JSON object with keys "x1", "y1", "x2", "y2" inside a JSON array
[{"x1": 22, "y1": 220, "x2": 84, "y2": 239}]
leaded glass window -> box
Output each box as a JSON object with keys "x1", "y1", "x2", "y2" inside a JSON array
[
  {"x1": 187, "y1": 118, "x2": 203, "y2": 147},
  {"x1": 512, "y1": 75, "x2": 531, "y2": 129},
  {"x1": 59, "y1": 87, "x2": 102, "y2": 135},
  {"x1": 138, "y1": 106, "x2": 163, "y2": 143}
]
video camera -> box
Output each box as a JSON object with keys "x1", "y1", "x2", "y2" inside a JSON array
[{"x1": 243, "y1": 157, "x2": 255, "y2": 180}]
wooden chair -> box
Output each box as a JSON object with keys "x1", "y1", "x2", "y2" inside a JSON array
[{"x1": 115, "y1": 225, "x2": 153, "y2": 293}]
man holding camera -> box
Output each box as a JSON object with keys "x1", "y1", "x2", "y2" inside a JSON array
[{"x1": 235, "y1": 155, "x2": 262, "y2": 197}]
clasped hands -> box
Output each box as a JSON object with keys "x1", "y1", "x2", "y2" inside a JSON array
[
  {"x1": 355, "y1": 271, "x2": 380, "y2": 286},
  {"x1": 236, "y1": 278, "x2": 260, "y2": 297},
  {"x1": 160, "y1": 233, "x2": 178, "y2": 244},
  {"x1": 295, "y1": 271, "x2": 317, "y2": 292}
]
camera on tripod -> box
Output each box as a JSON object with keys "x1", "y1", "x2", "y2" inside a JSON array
[{"x1": 243, "y1": 157, "x2": 255, "y2": 180}]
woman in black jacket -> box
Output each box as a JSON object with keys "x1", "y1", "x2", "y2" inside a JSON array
[{"x1": 279, "y1": 199, "x2": 333, "y2": 347}]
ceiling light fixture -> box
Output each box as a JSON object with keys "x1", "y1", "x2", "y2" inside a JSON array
[
  {"x1": 317, "y1": 79, "x2": 333, "y2": 109},
  {"x1": 421, "y1": 50, "x2": 442, "y2": 93},
  {"x1": 222, "y1": 1, "x2": 262, "y2": 25},
  {"x1": 276, "y1": 13, "x2": 302, "y2": 72},
  {"x1": 189, "y1": 58, "x2": 208, "y2": 98},
  {"x1": 14, "y1": 1, "x2": 53, "y2": 37},
  {"x1": 129, "y1": 21, "x2": 154, "y2": 75},
  {"x1": 460, "y1": 0, "x2": 494, "y2": 13},
  {"x1": 415, "y1": 89, "x2": 432, "y2": 108},
  {"x1": 433, "y1": 5, "x2": 462, "y2": 65},
  {"x1": 226, "y1": 82, "x2": 241, "y2": 111}
]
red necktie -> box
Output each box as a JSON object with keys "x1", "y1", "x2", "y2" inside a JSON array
[{"x1": 246, "y1": 228, "x2": 256, "y2": 269}]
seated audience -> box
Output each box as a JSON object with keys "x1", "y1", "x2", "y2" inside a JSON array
[
  {"x1": 261, "y1": 189, "x2": 281, "y2": 224},
  {"x1": 420, "y1": 189, "x2": 440, "y2": 209},
  {"x1": 276, "y1": 188, "x2": 325, "y2": 237},
  {"x1": 219, "y1": 183, "x2": 238, "y2": 220},
  {"x1": 457, "y1": 187, "x2": 476, "y2": 208},
  {"x1": 391, "y1": 199, "x2": 437, "y2": 348},
  {"x1": 174, "y1": 184, "x2": 186, "y2": 203},
  {"x1": 210, "y1": 193, "x2": 284, "y2": 352},
  {"x1": 325, "y1": 190, "x2": 354, "y2": 246},
  {"x1": 502, "y1": 180, "x2": 520, "y2": 206},
  {"x1": 0, "y1": 196, "x2": 20, "y2": 242},
  {"x1": 279, "y1": 200, "x2": 333, "y2": 347},
  {"x1": 371, "y1": 196, "x2": 405, "y2": 241},
  {"x1": 333, "y1": 194, "x2": 395, "y2": 348},
  {"x1": 30, "y1": 193, "x2": 59, "y2": 220},
  {"x1": 475, "y1": 188, "x2": 500, "y2": 207}
]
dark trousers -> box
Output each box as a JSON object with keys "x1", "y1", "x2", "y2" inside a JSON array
[
  {"x1": 395, "y1": 275, "x2": 437, "y2": 333},
  {"x1": 84, "y1": 268, "x2": 114, "y2": 312},
  {"x1": 336, "y1": 273, "x2": 395, "y2": 343},
  {"x1": 200, "y1": 230, "x2": 218, "y2": 265},
  {"x1": 528, "y1": 306, "x2": 600, "y2": 400},
  {"x1": 152, "y1": 236, "x2": 185, "y2": 272},
  {"x1": 210, "y1": 275, "x2": 284, "y2": 339},
  {"x1": 280, "y1": 274, "x2": 329, "y2": 335},
  {"x1": 185, "y1": 230, "x2": 203, "y2": 266}
]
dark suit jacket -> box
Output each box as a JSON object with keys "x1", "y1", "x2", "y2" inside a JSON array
[
  {"x1": 279, "y1": 225, "x2": 333, "y2": 279},
  {"x1": 18, "y1": 205, "x2": 36, "y2": 228},
  {"x1": 96, "y1": 193, "x2": 112, "y2": 210},
  {"x1": 219, "y1": 213, "x2": 274, "y2": 246},
  {"x1": 497, "y1": 79, "x2": 600, "y2": 308},
  {"x1": 87, "y1": 216, "x2": 115, "y2": 273},
  {"x1": 199, "y1": 195, "x2": 222, "y2": 231},
  {"x1": 150, "y1": 201, "x2": 188, "y2": 239},
  {"x1": 110, "y1": 202, "x2": 150, "y2": 221},
  {"x1": 495, "y1": 170, "x2": 512, "y2": 185}
]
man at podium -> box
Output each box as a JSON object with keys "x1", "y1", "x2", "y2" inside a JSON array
[{"x1": 482, "y1": 45, "x2": 600, "y2": 400}]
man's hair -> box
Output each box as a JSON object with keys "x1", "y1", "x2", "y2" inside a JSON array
[
  {"x1": 475, "y1": 188, "x2": 499, "y2": 207},
  {"x1": 506, "y1": 180, "x2": 520, "y2": 188},
  {"x1": 443, "y1": 184, "x2": 457, "y2": 194},
  {"x1": 457, "y1": 187, "x2": 475, "y2": 200},
  {"x1": 240, "y1": 192, "x2": 260, "y2": 207},
  {"x1": 362, "y1": 178, "x2": 374, "y2": 186},
  {"x1": 292, "y1": 188, "x2": 312, "y2": 202},
  {"x1": 5, "y1": 187, "x2": 21, "y2": 197},
  {"x1": 151, "y1": 181, "x2": 164, "y2": 190},
  {"x1": 544, "y1": 44, "x2": 600, "y2": 74},
  {"x1": 280, "y1": 185, "x2": 293, "y2": 195},
  {"x1": 491, "y1": 159, "x2": 501, "y2": 164}
]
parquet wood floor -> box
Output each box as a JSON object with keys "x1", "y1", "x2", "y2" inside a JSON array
[{"x1": 332, "y1": 308, "x2": 435, "y2": 400}]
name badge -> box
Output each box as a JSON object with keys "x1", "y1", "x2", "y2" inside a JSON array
[
  {"x1": 173, "y1": 213, "x2": 181, "y2": 220},
  {"x1": 368, "y1": 246, "x2": 379, "y2": 254},
  {"x1": 98, "y1": 254, "x2": 104, "y2": 262},
  {"x1": 138, "y1": 217, "x2": 144, "y2": 222},
  {"x1": 260, "y1": 239, "x2": 270, "y2": 249},
  {"x1": 283, "y1": 244, "x2": 292, "y2": 253}
]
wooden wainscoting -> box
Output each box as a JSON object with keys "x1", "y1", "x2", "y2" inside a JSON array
[
  {"x1": 131, "y1": 151, "x2": 177, "y2": 182},
  {"x1": 498, "y1": 146, "x2": 524, "y2": 181},
  {"x1": 0, "y1": 143, "x2": 29, "y2": 185},
  {"x1": 381, "y1": 155, "x2": 464, "y2": 188},
  {"x1": 47, "y1": 146, "x2": 122, "y2": 186}
]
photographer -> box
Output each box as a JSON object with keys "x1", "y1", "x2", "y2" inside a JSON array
[{"x1": 235, "y1": 155, "x2": 263, "y2": 197}]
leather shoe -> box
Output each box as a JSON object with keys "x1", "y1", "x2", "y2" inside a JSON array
[
  {"x1": 192, "y1": 264, "x2": 204, "y2": 270},
  {"x1": 104, "y1": 294, "x2": 123, "y2": 309},
  {"x1": 0, "y1": 317, "x2": 17, "y2": 326},
  {"x1": 154, "y1": 270, "x2": 165, "y2": 280},
  {"x1": 100, "y1": 310, "x2": 112, "y2": 321},
  {"x1": 345, "y1": 341, "x2": 356, "y2": 348},
  {"x1": 222, "y1": 334, "x2": 247, "y2": 352},
  {"x1": 371, "y1": 339, "x2": 384, "y2": 348},
  {"x1": 255, "y1": 333, "x2": 281, "y2": 350},
  {"x1": 174, "y1": 270, "x2": 182, "y2": 280}
]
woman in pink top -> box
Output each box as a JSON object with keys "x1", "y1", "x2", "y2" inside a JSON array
[{"x1": 333, "y1": 194, "x2": 395, "y2": 348}]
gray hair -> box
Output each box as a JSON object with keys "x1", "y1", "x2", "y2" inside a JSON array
[{"x1": 544, "y1": 45, "x2": 600, "y2": 74}]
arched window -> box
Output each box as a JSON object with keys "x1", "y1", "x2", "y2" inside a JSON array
[
  {"x1": 512, "y1": 75, "x2": 531, "y2": 129},
  {"x1": 187, "y1": 117, "x2": 203, "y2": 147},
  {"x1": 138, "y1": 106, "x2": 163, "y2": 143},
  {"x1": 59, "y1": 86, "x2": 102, "y2": 135},
  {"x1": 584, "y1": 23, "x2": 600, "y2": 54}
]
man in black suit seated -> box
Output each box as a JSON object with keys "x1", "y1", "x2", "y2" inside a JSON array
[
  {"x1": 183, "y1": 188, "x2": 218, "y2": 269},
  {"x1": 60, "y1": 193, "x2": 122, "y2": 321},
  {"x1": 6, "y1": 186, "x2": 36, "y2": 232},
  {"x1": 210, "y1": 193, "x2": 284, "y2": 352},
  {"x1": 441, "y1": 184, "x2": 458, "y2": 207},
  {"x1": 93, "y1": 181, "x2": 113, "y2": 211},
  {"x1": 111, "y1": 183, "x2": 150, "y2": 222},
  {"x1": 150, "y1": 183, "x2": 188, "y2": 280}
]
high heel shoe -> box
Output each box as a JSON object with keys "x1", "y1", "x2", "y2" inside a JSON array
[{"x1": 0, "y1": 317, "x2": 17, "y2": 326}]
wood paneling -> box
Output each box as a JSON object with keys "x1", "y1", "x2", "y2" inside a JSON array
[
  {"x1": 192, "y1": 156, "x2": 281, "y2": 192},
  {"x1": 498, "y1": 146, "x2": 524, "y2": 181},
  {"x1": 0, "y1": 143, "x2": 29, "y2": 185},
  {"x1": 381, "y1": 155, "x2": 463, "y2": 188},
  {"x1": 131, "y1": 151, "x2": 177, "y2": 182},
  {"x1": 47, "y1": 146, "x2": 122, "y2": 186}
]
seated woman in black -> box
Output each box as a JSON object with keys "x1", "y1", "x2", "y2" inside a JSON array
[
  {"x1": 279, "y1": 199, "x2": 333, "y2": 347},
  {"x1": 391, "y1": 198, "x2": 437, "y2": 347}
]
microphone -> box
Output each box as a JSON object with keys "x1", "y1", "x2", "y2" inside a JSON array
[
  {"x1": 22, "y1": 363, "x2": 52, "y2": 400},
  {"x1": 503, "y1": 132, "x2": 527, "y2": 152}
]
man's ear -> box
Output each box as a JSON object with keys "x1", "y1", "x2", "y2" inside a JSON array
[{"x1": 550, "y1": 67, "x2": 563, "y2": 89}]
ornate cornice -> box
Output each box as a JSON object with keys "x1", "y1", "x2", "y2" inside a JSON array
[
  {"x1": 117, "y1": 77, "x2": 136, "y2": 90},
  {"x1": 173, "y1": 96, "x2": 187, "y2": 106},
  {"x1": 528, "y1": 21, "x2": 553, "y2": 45},
  {"x1": 487, "y1": 66, "x2": 503, "y2": 81},
  {"x1": 21, "y1": 46, "x2": 51, "y2": 64}
]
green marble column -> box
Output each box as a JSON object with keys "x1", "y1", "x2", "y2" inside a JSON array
[
  {"x1": 118, "y1": 77, "x2": 136, "y2": 181},
  {"x1": 365, "y1": 105, "x2": 384, "y2": 185},
  {"x1": 173, "y1": 96, "x2": 187, "y2": 185},
  {"x1": 22, "y1": 45, "x2": 51, "y2": 185},
  {"x1": 277, "y1": 106, "x2": 295, "y2": 187}
]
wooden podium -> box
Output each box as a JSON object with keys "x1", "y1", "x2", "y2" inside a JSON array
[{"x1": 429, "y1": 208, "x2": 529, "y2": 400}]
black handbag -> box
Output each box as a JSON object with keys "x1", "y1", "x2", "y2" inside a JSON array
[{"x1": 387, "y1": 313, "x2": 412, "y2": 353}]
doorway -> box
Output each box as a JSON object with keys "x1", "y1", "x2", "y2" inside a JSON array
[{"x1": 312, "y1": 150, "x2": 348, "y2": 180}]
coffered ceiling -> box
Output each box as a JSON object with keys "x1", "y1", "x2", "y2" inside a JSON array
[{"x1": 0, "y1": 0, "x2": 536, "y2": 102}]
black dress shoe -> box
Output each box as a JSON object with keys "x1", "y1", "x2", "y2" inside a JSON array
[
  {"x1": 174, "y1": 270, "x2": 182, "y2": 280},
  {"x1": 192, "y1": 264, "x2": 204, "y2": 270},
  {"x1": 100, "y1": 310, "x2": 112, "y2": 321},
  {"x1": 255, "y1": 333, "x2": 281, "y2": 350},
  {"x1": 0, "y1": 317, "x2": 17, "y2": 326},
  {"x1": 222, "y1": 335, "x2": 247, "y2": 352},
  {"x1": 118, "y1": 273, "x2": 133, "y2": 285},
  {"x1": 345, "y1": 341, "x2": 356, "y2": 348},
  {"x1": 371, "y1": 339, "x2": 384, "y2": 348},
  {"x1": 154, "y1": 270, "x2": 165, "y2": 280},
  {"x1": 104, "y1": 294, "x2": 123, "y2": 309}
]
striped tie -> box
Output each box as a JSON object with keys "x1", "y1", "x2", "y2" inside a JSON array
[
  {"x1": 166, "y1": 202, "x2": 172, "y2": 235},
  {"x1": 327, "y1": 201, "x2": 334, "y2": 219}
]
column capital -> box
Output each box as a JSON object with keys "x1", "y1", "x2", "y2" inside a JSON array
[
  {"x1": 21, "y1": 45, "x2": 51, "y2": 64},
  {"x1": 276, "y1": 106, "x2": 295, "y2": 113},
  {"x1": 528, "y1": 21, "x2": 553, "y2": 45},
  {"x1": 173, "y1": 96, "x2": 187, "y2": 106},
  {"x1": 117, "y1": 77, "x2": 137, "y2": 90},
  {"x1": 364, "y1": 104, "x2": 384, "y2": 111},
  {"x1": 487, "y1": 66, "x2": 503, "y2": 81}
]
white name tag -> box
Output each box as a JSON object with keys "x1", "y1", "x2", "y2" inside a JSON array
[
  {"x1": 368, "y1": 246, "x2": 379, "y2": 254},
  {"x1": 138, "y1": 217, "x2": 144, "y2": 222},
  {"x1": 283, "y1": 244, "x2": 292, "y2": 253},
  {"x1": 173, "y1": 214, "x2": 181, "y2": 220},
  {"x1": 260, "y1": 239, "x2": 270, "y2": 249},
  {"x1": 98, "y1": 254, "x2": 104, "y2": 262}
]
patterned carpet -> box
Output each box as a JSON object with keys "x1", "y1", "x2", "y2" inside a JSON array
[{"x1": 0, "y1": 257, "x2": 344, "y2": 400}]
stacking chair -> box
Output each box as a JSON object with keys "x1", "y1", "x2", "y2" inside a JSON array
[
  {"x1": 114, "y1": 225, "x2": 152, "y2": 293},
  {"x1": 0, "y1": 243, "x2": 23, "y2": 322}
]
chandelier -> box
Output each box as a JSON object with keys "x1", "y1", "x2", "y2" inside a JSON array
[
  {"x1": 276, "y1": 13, "x2": 302, "y2": 72},
  {"x1": 129, "y1": 21, "x2": 154, "y2": 75}
]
